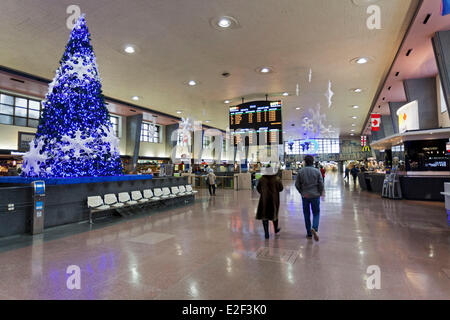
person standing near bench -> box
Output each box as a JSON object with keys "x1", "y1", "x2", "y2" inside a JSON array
[{"x1": 295, "y1": 155, "x2": 324, "y2": 241}]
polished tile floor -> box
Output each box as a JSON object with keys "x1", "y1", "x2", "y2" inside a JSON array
[{"x1": 0, "y1": 173, "x2": 449, "y2": 300}]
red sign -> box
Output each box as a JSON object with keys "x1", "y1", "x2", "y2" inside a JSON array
[
  {"x1": 361, "y1": 136, "x2": 367, "y2": 147},
  {"x1": 371, "y1": 114, "x2": 381, "y2": 131}
]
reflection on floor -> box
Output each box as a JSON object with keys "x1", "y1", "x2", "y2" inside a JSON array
[{"x1": 0, "y1": 173, "x2": 448, "y2": 300}]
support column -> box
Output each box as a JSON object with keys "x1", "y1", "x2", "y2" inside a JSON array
[
  {"x1": 381, "y1": 115, "x2": 394, "y2": 137},
  {"x1": 403, "y1": 78, "x2": 439, "y2": 130},
  {"x1": 371, "y1": 129, "x2": 382, "y2": 142},
  {"x1": 125, "y1": 114, "x2": 143, "y2": 173},
  {"x1": 165, "y1": 123, "x2": 178, "y2": 157},
  {"x1": 432, "y1": 30, "x2": 450, "y2": 113},
  {"x1": 371, "y1": 115, "x2": 392, "y2": 142},
  {"x1": 388, "y1": 102, "x2": 405, "y2": 134}
]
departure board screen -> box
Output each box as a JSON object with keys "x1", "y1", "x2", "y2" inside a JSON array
[{"x1": 229, "y1": 100, "x2": 283, "y2": 145}]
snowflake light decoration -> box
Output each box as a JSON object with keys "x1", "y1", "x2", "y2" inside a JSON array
[
  {"x1": 302, "y1": 117, "x2": 314, "y2": 133},
  {"x1": 325, "y1": 80, "x2": 334, "y2": 108},
  {"x1": 21, "y1": 138, "x2": 47, "y2": 176}
]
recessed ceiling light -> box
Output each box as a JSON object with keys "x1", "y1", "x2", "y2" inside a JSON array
[
  {"x1": 176, "y1": 110, "x2": 183, "y2": 114},
  {"x1": 205, "y1": 120, "x2": 211, "y2": 123},
  {"x1": 210, "y1": 16, "x2": 239, "y2": 30},
  {"x1": 282, "y1": 92, "x2": 289, "y2": 96},
  {"x1": 356, "y1": 57, "x2": 369, "y2": 64},
  {"x1": 296, "y1": 107, "x2": 301, "y2": 110},
  {"x1": 218, "y1": 18, "x2": 231, "y2": 28},
  {"x1": 224, "y1": 100, "x2": 231, "y2": 104},
  {"x1": 352, "y1": 116, "x2": 357, "y2": 119},
  {"x1": 256, "y1": 66, "x2": 273, "y2": 74},
  {"x1": 132, "y1": 96, "x2": 139, "y2": 101},
  {"x1": 124, "y1": 45, "x2": 135, "y2": 54},
  {"x1": 350, "y1": 133, "x2": 355, "y2": 136},
  {"x1": 353, "y1": 88, "x2": 362, "y2": 93},
  {"x1": 352, "y1": 124, "x2": 356, "y2": 127},
  {"x1": 188, "y1": 80, "x2": 197, "y2": 86},
  {"x1": 351, "y1": 129, "x2": 355, "y2": 132},
  {"x1": 353, "y1": 105, "x2": 359, "y2": 109}
]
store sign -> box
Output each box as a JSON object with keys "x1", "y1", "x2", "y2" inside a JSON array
[
  {"x1": 18, "y1": 132, "x2": 36, "y2": 152},
  {"x1": 397, "y1": 100, "x2": 419, "y2": 133},
  {"x1": 301, "y1": 139, "x2": 319, "y2": 154},
  {"x1": 361, "y1": 136, "x2": 368, "y2": 147},
  {"x1": 361, "y1": 136, "x2": 371, "y2": 152},
  {"x1": 371, "y1": 114, "x2": 381, "y2": 131}
]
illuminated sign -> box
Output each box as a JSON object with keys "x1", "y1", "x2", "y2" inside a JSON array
[
  {"x1": 397, "y1": 100, "x2": 419, "y2": 133},
  {"x1": 229, "y1": 100, "x2": 283, "y2": 145},
  {"x1": 32, "y1": 181, "x2": 45, "y2": 195},
  {"x1": 302, "y1": 139, "x2": 319, "y2": 154}
]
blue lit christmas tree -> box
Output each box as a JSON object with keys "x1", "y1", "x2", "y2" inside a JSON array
[{"x1": 22, "y1": 14, "x2": 123, "y2": 177}]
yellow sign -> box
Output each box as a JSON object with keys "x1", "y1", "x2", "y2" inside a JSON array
[{"x1": 362, "y1": 146, "x2": 371, "y2": 152}]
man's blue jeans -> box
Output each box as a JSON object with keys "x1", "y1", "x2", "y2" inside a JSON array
[{"x1": 302, "y1": 197, "x2": 320, "y2": 236}]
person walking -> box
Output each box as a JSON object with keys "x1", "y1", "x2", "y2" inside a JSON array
[
  {"x1": 295, "y1": 155, "x2": 324, "y2": 241},
  {"x1": 206, "y1": 168, "x2": 216, "y2": 196},
  {"x1": 350, "y1": 165, "x2": 360, "y2": 185},
  {"x1": 256, "y1": 164, "x2": 284, "y2": 239},
  {"x1": 320, "y1": 165, "x2": 326, "y2": 180},
  {"x1": 344, "y1": 165, "x2": 350, "y2": 181}
]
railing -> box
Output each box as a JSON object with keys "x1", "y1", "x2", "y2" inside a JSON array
[{"x1": 193, "y1": 175, "x2": 234, "y2": 189}]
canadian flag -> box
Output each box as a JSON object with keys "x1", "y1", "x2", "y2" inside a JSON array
[{"x1": 371, "y1": 114, "x2": 381, "y2": 131}]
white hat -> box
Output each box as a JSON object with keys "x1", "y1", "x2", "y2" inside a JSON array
[{"x1": 261, "y1": 163, "x2": 279, "y2": 176}]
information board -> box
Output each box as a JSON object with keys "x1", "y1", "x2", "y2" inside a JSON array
[{"x1": 229, "y1": 100, "x2": 283, "y2": 145}]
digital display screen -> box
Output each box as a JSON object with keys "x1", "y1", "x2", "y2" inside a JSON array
[
  {"x1": 229, "y1": 100, "x2": 283, "y2": 145},
  {"x1": 405, "y1": 139, "x2": 449, "y2": 171}
]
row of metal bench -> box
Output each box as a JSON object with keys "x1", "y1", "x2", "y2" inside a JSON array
[{"x1": 87, "y1": 185, "x2": 198, "y2": 223}]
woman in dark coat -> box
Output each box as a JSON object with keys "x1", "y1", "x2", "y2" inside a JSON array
[{"x1": 256, "y1": 166, "x2": 284, "y2": 239}]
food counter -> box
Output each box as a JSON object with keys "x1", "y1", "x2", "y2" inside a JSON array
[
  {"x1": 358, "y1": 172, "x2": 450, "y2": 201},
  {"x1": 358, "y1": 172, "x2": 386, "y2": 193}
]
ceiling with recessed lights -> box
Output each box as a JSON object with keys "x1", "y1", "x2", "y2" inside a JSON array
[{"x1": 0, "y1": 0, "x2": 419, "y2": 140}]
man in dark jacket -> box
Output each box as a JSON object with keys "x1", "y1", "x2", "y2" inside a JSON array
[
  {"x1": 295, "y1": 155, "x2": 324, "y2": 241},
  {"x1": 351, "y1": 165, "x2": 360, "y2": 185}
]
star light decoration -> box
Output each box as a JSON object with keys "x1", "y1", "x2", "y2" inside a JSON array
[
  {"x1": 308, "y1": 103, "x2": 327, "y2": 134},
  {"x1": 21, "y1": 138, "x2": 47, "y2": 176},
  {"x1": 325, "y1": 80, "x2": 334, "y2": 108},
  {"x1": 61, "y1": 130, "x2": 94, "y2": 158},
  {"x1": 21, "y1": 14, "x2": 123, "y2": 177},
  {"x1": 147, "y1": 115, "x2": 157, "y2": 141},
  {"x1": 320, "y1": 124, "x2": 336, "y2": 138},
  {"x1": 178, "y1": 117, "x2": 193, "y2": 146}
]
